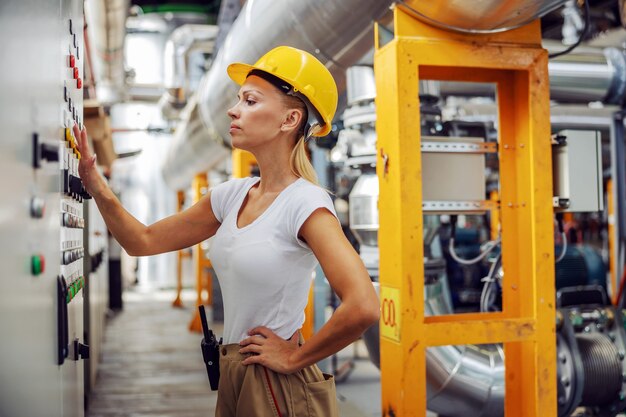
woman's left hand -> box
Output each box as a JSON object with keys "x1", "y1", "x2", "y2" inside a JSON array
[{"x1": 239, "y1": 326, "x2": 301, "y2": 374}]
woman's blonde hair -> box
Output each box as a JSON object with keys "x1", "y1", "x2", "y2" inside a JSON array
[{"x1": 282, "y1": 94, "x2": 321, "y2": 185}]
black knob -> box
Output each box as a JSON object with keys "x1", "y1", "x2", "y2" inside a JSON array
[{"x1": 73, "y1": 339, "x2": 89, "y2": 360}]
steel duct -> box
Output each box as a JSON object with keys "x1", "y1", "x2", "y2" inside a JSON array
[
  {"x1": 161, "y1": 0, "x2": 393, "y2": 188},
  {"x1": 160, "y1": 24, "x2": 218, "y2": 120},
  {"x1": 396, "y1": 0, "x2": 569, "y2": 33},
  {"x1": 84, "y1": 0, "x2": 130, "y2": 104},
  {"x1": 162, "y1": 96, "x2": 230, "y2": 191},
  {"x1": 437, "y1": 44, "x2": 626, "y2": 105}
]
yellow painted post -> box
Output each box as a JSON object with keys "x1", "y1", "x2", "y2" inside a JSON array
[
  {"x1": 172, "y1": 190, "x2": 185, "y2": 308},
  {"x1": 301, "y1": 280, "x2": 315, "y2": 341},
  {"x1": 608, "y1": 180, "x2": 617, "y2": 303},
  {"x1": 490, "y1": 190, "x2": 500, "y2": 241},
  {"x1": 189, "y1": 173, "x2": 213, "y2": 333},
  {"x1": 375, "y1": 6, "x2": 556, "y2": 417},
  {"x1": 232, "y1": 148, "x2": 257, "y2": 178}
]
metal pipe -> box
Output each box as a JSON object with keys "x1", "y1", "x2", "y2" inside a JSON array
[
  {"x1": 161, "y1": 0, "x2": 394, "y2": 187},
  {"x1": 160, "y1": 24, "x2": 218, "y2": 119},
  {"x1": 162, "y1": 96, "x2": 230, "y2": 191},
  {"x1": 437, "y1": 45, "x2": 626, "y2": 105},
  {"x1": 396, "y1": 0, "x2": 569, "y2": 33},
  {"x1": 84, "y1": 0, "x2": 130, "y2": 104}
]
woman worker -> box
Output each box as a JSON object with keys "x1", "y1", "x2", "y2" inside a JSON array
[{"x1": 74, "y1": 45, "x2": 380, "y2": 416}]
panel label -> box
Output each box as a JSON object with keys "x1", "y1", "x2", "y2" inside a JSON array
[{"x1": 380, "y1": 286, "x2": 401, "y2": 342}]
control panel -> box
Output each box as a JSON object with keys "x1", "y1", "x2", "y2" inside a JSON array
[{"x1": 0, "y1": 2, "x2": 93, "y2": 417}]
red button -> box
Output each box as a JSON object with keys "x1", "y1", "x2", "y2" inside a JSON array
[
  {"x1": 77, "y1": 78, "x2": 82, "y2": 89},
  {"x1": 73, "y1": 67, "x2": 79, "y2": 79},
  {"x1": 69, "y1": 54, "x2": 75, "y2": 68}
]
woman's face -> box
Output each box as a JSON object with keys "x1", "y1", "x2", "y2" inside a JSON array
[{"x1": 227, "y1": 75, "x2": 294, "y2": 150}]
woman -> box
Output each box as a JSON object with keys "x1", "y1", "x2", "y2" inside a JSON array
[{"x1": 74, "y1": 46, "x2": 379, "y2": 417}]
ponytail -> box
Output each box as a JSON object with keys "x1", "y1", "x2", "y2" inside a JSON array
[
  {"x1": 289, "y1": 129, "x2": 320, "y2": 185},
  {"x1": 279, "y1": 90, "x2": 324, "y2": 185}
]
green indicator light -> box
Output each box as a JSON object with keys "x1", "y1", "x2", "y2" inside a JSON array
[{"x1": 31, "y1": 255, "x2": 42, "y2": 276}]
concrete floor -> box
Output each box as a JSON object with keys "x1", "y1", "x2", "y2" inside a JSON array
[{"x1": 86, "y1": 288, "x2": 431, "y2": 417}]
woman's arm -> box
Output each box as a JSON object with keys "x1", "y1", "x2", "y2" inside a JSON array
[
  {"x1": 74, "y1": 124, "x2": 221, "y2": 256},
  {"x1": 239, "y1": 208, "x2": 380, "y2": 373}
]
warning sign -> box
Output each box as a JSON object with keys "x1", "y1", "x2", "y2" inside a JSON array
[{"x1": 380, "y1": 286, "x2": 401, "y2": 342}]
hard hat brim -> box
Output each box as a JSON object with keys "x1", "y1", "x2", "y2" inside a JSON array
[
  {"x1": 226, "y1": 63, "x2": 255, "y2": 86},
  {"x1": 226, "y1": 63, "x2": 332, "y2": 137}
]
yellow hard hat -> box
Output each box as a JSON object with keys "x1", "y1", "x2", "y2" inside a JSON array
[{"x1": 227, "y1": 46, "x2": 338, "y2": 137}]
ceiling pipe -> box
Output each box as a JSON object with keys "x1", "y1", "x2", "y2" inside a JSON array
[
  {"x1": 159, "y1": 24, "x2": 218, "y2": 120},
  {"x1": 161, "y1": 0, "x2": 394, "y2": 188},
  {"x1": 84, "y1": 0, "x2": 130, "y2": 104}
]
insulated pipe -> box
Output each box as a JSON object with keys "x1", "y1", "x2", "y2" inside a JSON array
[
  {"x1": 397, "y1": 0, "x2": 569, "y2": 33},
  {"x1": 160, "y1": 24, "x2": 218, "y2": 119},
  {"x1": 437, "y1": 45, "x2": 626, "y2": 105},
  {"x1": 162, "y1": 95, "x2": 229, "y2": 191},
  {"x1": 84, "y1": 0, "x2": 130, "y2": 104},
  {"x1": 161, "y1": 0, "x2": 393, "y2": 187}
]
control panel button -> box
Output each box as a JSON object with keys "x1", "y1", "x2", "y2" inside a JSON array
[
  {"x1": 76, "y1": 78, "x2": 82, "y2": 89},
  {"x1": 30, "y1": 197, "x2": 45, "y2": 218},
  {"x1": 31, "y1": 254, "x2": 45, "y2": 276},
  {"x1": 68, "y1": 54, "x2": 75, "y2": 68},
  {"x1": 69, "y1": 18, "x2": 73, "y2": 35},
  {"x1": 62, "y1": 251, "x2": 72, "y2": 265},
  {"x1": 73, "y1": 67, "x2": 78, "y2": 80}
]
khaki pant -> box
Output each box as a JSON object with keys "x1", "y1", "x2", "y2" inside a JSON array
[{"x1": 215, "y1": 343, "x2": 339, "y2": 417}]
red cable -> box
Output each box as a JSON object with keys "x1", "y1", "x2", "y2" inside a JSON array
[{"x1": 263, "y1": 367, "x2": 283, "y2": 417}]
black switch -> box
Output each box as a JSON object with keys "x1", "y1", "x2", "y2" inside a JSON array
[
  {"x1": 73, "y1": 339, "x2": 90, "y2": 360},
  {"x1": 32, "y1": 133, "x2": 60, "y2": 169}
]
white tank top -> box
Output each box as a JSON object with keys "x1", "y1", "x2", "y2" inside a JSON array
[{"x1": 209, "y1": 176, "x2": 337, "y2": 344}]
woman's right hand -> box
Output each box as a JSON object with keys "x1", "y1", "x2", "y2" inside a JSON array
[{"x1": 73, "y1": 123, "x2": 105, "y2": 197}]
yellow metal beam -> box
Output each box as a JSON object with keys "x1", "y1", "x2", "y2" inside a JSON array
[
  {"x1": 232, "y1": 148, "x2": 257, "y2": 179},
  {"x1": 173, "y1": 190, "x2": 185, "y2": 308},
  {"x1": 375, "y1": 6, "x2": 556, "y2": 417},
  {"x1": 189, "y1": 173, "x2": 214, "y2": 333}
]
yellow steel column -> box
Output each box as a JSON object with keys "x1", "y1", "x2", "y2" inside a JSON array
[
  {"x1": 375, "y1": 13, "x2": 426, "y2": 415},
  {"x1": 490, "y1": 190, "x2": 500, "y2": 241},
  {"x1": 189, "y1": 173, "x2": 213, "y2": 333},
  {"x1": 172, "y1": 190, "x2": 185, "y2": 308},
  {"x1": 232, "y1": 148, "x2": 257, "y2": 178},
  {"x1": 375, "y1": 6, "x2": 556, "y2": 417},
  {"x1": 608, "y1": 180, "x2": 618, "y2": 303}
]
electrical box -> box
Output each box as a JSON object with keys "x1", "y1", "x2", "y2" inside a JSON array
[
  {"x1": 421, "y1": 136, "x2": 495, "y2": 213},
  {"x1": 552, "y1": 130, "x2": 603, "y2": 213}
]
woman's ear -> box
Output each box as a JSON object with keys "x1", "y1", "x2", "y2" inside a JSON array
[{"x1": 281, "y1": 108, "x2": 304, "y2": 133}]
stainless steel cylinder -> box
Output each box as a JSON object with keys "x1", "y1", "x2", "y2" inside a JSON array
[{"x1": 396, "y1": 0, "x2": 569, "y2": 33}]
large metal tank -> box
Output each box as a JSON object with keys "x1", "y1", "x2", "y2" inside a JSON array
[{"x1": 397, "y1": 0, "x2": 569, "y2": 33}]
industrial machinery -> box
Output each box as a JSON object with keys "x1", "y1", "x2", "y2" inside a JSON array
[
  {"x1": 0, "y1": 1, "x2": 107, "y2": 416},
  {"x1": 337, "y1": 61, "x2": 626, "y2": 416}
]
